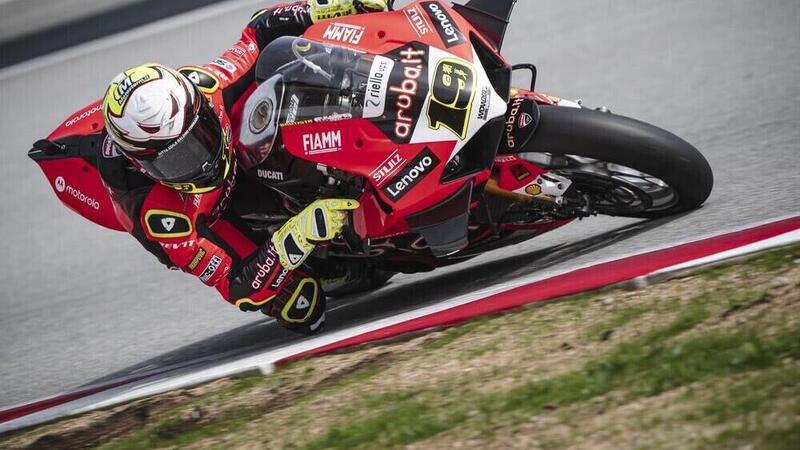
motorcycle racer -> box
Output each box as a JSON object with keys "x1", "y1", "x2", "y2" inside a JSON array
[{"x1": 98, "y1": 0, "x2": 388, "y2": 334}]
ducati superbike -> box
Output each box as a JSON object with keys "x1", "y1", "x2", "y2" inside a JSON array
[{"x1": 29, "y1": 0, "x2": 713, "y2": 286}]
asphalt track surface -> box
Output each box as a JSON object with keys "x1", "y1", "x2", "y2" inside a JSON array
[{"x1": 0, "y1": 0, "x2": 798, "y2": 409}]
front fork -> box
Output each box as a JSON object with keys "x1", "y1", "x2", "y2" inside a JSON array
[
  {"x1": 479, "y1": 85, "x2": 601, "y2": 226},
  {"x1": 484, "y1": 85, "x2": 573, "y2": 207}
]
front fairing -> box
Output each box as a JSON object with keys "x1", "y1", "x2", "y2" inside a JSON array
[{"x1": 239, "y1": 32, "x2": 508, "y2": 241}]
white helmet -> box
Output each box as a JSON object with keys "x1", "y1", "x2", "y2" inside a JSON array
[{"x1": 102, "y1": 63, "x2": 231, "y2": 193}]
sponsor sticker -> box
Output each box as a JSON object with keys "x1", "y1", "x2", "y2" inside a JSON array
[
  {"x1": 421, "y1": 1, "x2": 465, "y2": 48},
  {"x1": 494, "y1": 155, "x2": 518, "y2": 164},
  {"x1": 510, "y1": 163, "x2": 532, "y2": 181},
  {"x1": 370, "y1": 149, "x2": 407, "y2": 186},
  {"x1": 179, "y1": 66, "x2": 220, "y2": 94},
  {"x1": 210, "y1": 159, "x2": 237, "y2": 219},
  {"x1": 106, "y1": 65, "x2": 160, "y2": 117},
  {"x1": 160, "y1": 240, "x2": 195, "y2": 250},
  {"x1": 285, "y1": 94, "x2": 300, "y2": 123},
  {"x1": 199, "y1": 255, "x2": 223, "y2": 283},
  {"x1": 188, "y1": 248, "x2": 207, "y2": 270},
  {"x1": 54, "y1": 176, "x2": 101, "y2": 210},
  {"x1": 226, "y1": 45, "x2": 246, "y2": 58},
  {"x1": 505, "y1": 97, "x2": 525, "y2": 150},
  {"x1": 65, "y1": 105, "x2": 101, "y2": 127},
  {"x1": 271, "y1": 4, "x2": 307, "y2": 16},
  {"x1": 145, "y1": 210, "x2": 192, "y2": 238},
  {"x1": 210, "y1": 58, "x2": 237, "y2": 74},
  {"x1": 270, "y1": 268, "x2": 290, "y2": 290},
  {"x1": 382, "y1": 148, "x2": 441, "y2": 202},
  {"x1": 257, "y1": 169, "x2": 285, "y2": 181},
  {"x1": 404, "y1": 5, "x2": 432, "y2": 37},
  {"x1": 313, "y1": 112, "x2": 353, "y2": 123},
  {"x1": 302, "y1": 130, "x2": 342, "y2": 155},
  {"x1": 477, "y1": 86, "x2": 492, "y2": 121},
  {"x1": 519, "y1": 112, "x2": 533, "y2": 128},
  {"x1": 251, "y1": 247, "x2": 279, "y2": 290},
  {"x1": 525, "y1": 184, "x2": 542, "y2": 196},
  {"x1": 102, "y1": 136, "x2": 120, "y2": 158},
  {"x1": 500, "y1": 97, "x2": 538, "y2": 153},
  {"x1": 208, "y1": 67, "x2": 229, "y2": 82},
  {"x1": 322, "y1": 22, "x2": 365, "y2": 45},
  {"x1": 389, "y1": 47, "x2": 427, "y2": 141},
  {"x1": 363, "y1": 55, "x2": 394, "y2": 119}
]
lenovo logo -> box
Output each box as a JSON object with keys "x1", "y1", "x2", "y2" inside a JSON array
[
  {"x1": 382, "y1": 148, "x2": 440, "y2": 202},
  {"x1": 421, "y1": 2, "x2": 465, "y2": 48}
]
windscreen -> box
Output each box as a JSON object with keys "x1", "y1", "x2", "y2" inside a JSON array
[{"x1": 239, "y1": 36, "x2": 380, "y2": 169}]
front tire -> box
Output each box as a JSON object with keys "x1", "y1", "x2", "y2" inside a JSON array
[{"x1": 523, "y1": 105, "x2": 713, "y2": 218}]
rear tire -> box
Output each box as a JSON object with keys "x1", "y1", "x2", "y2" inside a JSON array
[{"x1": 525, "y1": 105, "x2": 713, "y2": 218}]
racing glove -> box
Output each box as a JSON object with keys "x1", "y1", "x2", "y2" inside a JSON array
[
  {"x1": 263, "y1": 268, "x2": 327, "y2": 335},
  {"x1": 272, "y1": 198, "x2": 360, "y2": 270},
  {"x1": 308, "y1": 0, "x2": 389, "y2": 23}
]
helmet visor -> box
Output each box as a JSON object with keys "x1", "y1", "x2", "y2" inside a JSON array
[{"x1": 126, "y1": 100, "x2": 224, "y2": 184}]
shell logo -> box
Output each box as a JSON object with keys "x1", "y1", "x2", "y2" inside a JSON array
[{"x1": 525, "y1": 184, "x2": 542, "y2": 196}]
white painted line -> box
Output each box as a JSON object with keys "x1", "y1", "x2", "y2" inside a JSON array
[{"x1": 649, "y1": 229, "x2": 800, "y2": 276}]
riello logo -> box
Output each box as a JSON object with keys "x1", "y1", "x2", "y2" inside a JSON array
[{"x1": 54, "y1": 176, "x2": 100, "y2": 210}]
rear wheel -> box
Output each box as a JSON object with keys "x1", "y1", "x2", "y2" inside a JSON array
[{"x1": 520, "y1": 105, "x2": 713, "y2": 219}]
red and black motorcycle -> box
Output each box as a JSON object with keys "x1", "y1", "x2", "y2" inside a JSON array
[{"x1": 29, "y1": 0, "x2": 713, "y2": 281}]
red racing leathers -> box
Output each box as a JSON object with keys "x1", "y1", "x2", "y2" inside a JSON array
[{"x1": 99, "y1": 2, "x2": 345, "y2": 334}]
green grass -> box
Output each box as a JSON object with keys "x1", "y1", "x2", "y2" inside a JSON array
[
  {"x1": 325, "y1": 364, "x2": 383, "y2": 391},
  {"x1": 422, "y1": 316, "x2": 489, "y2": 351},
  {"x1": 105, "y1": 303, "x2": 799, "y2": 450},
  {"x1": 32, "y1": 245, "x2": 800, "y2": 450},
  {"x1": 99, "y1": 409, "x2": 259, "y2": 450},
  {"x1": 585, "y1": 302, "x2": 650, "y2": 340},
  {"x1": 702, "y1": 365, "x2": 800, "y2": 423},
  {"x1": 711, "y1": 423, "x2": 800, "y2": 450},
  {"x1": 299, "y1": 304, "x2": 800, "y2": 449},
  {"x1": 301, "y1": 396, "x2": 466, "y2": 450},
  {"x1": 747, "y1": 244, "x2": 800, "y2": 271}
]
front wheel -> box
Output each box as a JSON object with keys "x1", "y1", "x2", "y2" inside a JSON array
[{"x1": 520, "y1": 105, "x2": 713, "y2": 219}]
